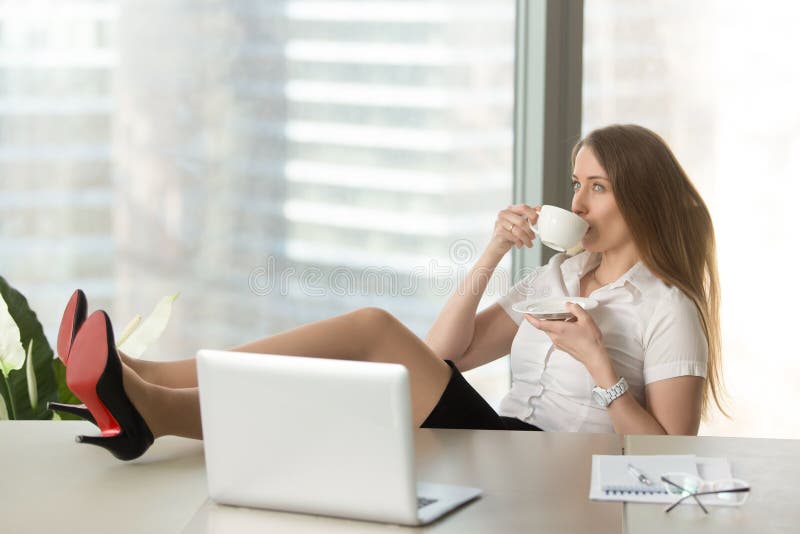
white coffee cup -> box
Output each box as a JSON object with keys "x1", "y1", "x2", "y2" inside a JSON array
[{"x1": 529, "y1": 205, "x2": 589, "y2": 252}]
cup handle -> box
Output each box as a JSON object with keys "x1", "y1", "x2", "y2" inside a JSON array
[
  {"x1": 522, "y1": 213, "x2": 539, "y2": 235},
  {"x1": 523, "y1": 210, "x2": 541, "y2": 233}
]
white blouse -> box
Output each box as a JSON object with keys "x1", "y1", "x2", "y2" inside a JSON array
[{"x1": 496, "y1": 251, "x2": 708, "y2": 433}]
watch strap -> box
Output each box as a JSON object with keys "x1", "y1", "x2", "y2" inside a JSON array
[{"x1": 594, "y1": 376, "x2": 628, "y2": 406}]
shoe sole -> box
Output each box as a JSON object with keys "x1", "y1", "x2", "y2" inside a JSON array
[
  {"x1": 57, "y1": 289, "x2": 87, "y2": 364},
  {"x1": 66, "y1": 311, "x2": 122, "y2": 437}
]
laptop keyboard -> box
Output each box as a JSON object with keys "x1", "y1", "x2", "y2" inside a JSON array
[{"x1": 417, "y1": 497, "x2": 438, "y2": 509}]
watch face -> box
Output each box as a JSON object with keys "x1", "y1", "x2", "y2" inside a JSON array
[{"x1": 592, "y1": 390, "x2": 608, "y2": 407}]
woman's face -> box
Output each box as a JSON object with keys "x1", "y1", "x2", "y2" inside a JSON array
[{"x1": 570, "y1": 146, "x2": 635, "y2": 255}]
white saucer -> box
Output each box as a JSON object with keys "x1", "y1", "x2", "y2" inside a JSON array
[{"x1": 512, "y1": 297, "x2": 599, "y2": 321}]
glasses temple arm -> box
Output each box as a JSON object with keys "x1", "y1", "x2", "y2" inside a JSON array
[
  {"x1": 665, "y1": 487, "x2": 751, "y2": 514},
  {"x1": 661, "y1": 477, "x2": 709, "y2": 513}
]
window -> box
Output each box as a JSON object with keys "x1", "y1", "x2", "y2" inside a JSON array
[{"x1": 0, "y1": 1, "x2": 516, "y2": 403}]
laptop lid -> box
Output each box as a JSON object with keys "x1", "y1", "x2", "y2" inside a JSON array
[{"x1": 196, "y1": 350, "x2": 419, "y2": 524}]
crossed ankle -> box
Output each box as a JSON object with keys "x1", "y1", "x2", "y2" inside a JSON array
[{"x1": 120, "y1": 365, "x2": 160, "y2": 438}]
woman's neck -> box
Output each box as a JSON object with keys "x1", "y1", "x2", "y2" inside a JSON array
[{"x1": 593, "y1": 242, "x2": 640, "y2": 285}]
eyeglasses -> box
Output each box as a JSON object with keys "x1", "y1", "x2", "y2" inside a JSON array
[{"x1": 661, "y1": 472, "x2": 751, "y2": 514}]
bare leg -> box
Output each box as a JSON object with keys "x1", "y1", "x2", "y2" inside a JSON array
[
  {"x1": 123, "y1": 308, "x2": 450, "y2": 393},
  {"x1": 122, "y1": 307, "x2": 452, "y2": 439},
  {"x1": 120, "y1": 352, "x2": 197, "y2": 389},
  {"x1": 122, "y1": 365, "x2": 202, "y2": 440}
]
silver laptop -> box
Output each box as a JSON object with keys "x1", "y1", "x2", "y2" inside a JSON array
[{"x1": 195, "y1": 349, "x2": 482, "y2": 526}]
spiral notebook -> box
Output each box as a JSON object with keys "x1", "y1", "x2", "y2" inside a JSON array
[{"x1": 589, "y1": 454, "x2": 732, "y2": 503}]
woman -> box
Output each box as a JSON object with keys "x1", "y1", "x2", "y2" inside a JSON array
[{"x1": 52, "y1": 124, "x2": 724, "y2": 461}]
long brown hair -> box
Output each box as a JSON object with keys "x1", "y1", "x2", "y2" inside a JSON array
[{"x1": 573, "y1": 124, "x2": 726, "y2": 419}]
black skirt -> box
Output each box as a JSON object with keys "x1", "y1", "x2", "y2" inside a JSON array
[{"x1": 421, "y1": 360, "x2": 543, "y2": 431}]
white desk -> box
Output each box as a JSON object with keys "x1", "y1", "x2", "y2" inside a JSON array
[
  {"x1": 624, "y1": 434, "x2": 800, "y2": 534},
  {"x1": 0, "y1": 421, "x2": 622, "y2": 534},
  {"x1": 0, "y1": 421, "x2": 207, "y2": 534}
]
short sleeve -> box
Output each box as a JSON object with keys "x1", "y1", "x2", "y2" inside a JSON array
[
  {"x1": 642, "y1": 290, "x2": 708, "y2": 384},
  {"x1": 496, "y1": 264, "x2": 549, "y2": 325}
]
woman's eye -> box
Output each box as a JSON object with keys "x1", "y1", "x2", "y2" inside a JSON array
[
  {"x1": 592, "y1": 183, "x2": 605, "y2": 192},
  {"x1": 571, "y1": 181, "x2": 580, "y2": 192}
]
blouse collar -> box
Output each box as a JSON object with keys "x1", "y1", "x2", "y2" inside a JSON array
[{"x1": 560, "y1": 250, "x2": 649, "y2": 296}]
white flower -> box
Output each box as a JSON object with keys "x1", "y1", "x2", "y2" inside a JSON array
[
  {"x1": 117, "y1": 293, "x2": 180, "y2": 358},
  {"x1": 0, "y1": 293, "x2": 25, "y2": 378}
]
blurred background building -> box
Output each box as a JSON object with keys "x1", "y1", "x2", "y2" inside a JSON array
[{"x1": 0, "y1": 0, "x2": 117, "y2": 310}]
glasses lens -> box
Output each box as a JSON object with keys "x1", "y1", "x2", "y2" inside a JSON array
[
  {"x1": 711, "y1": 479, "x2": 750, "y2": 505},
  {"x1": 662, "y1": 473, "x2": 703, "y2": 496}
]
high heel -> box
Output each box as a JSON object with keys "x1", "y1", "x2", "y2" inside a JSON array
[
  {"x1": 52, "y1": 289, "x2": 95, "y2": 425},
  {"x1": 47, "y1": 401, "x2": 97, "y2": 425},
  {"x1": 67, "y1": 310, "x2": 154, "y2": 461}
]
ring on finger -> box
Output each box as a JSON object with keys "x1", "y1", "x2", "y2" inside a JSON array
[{"x1": 507, "y1": 224, "x2": 515, "y2": 233}]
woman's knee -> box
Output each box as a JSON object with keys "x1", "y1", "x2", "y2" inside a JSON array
[
  {"x1": 350, "y1": 307, "x2": 405, "y2": 357},
  {"x1": 352, "y1": 307, "x2": 398, "y2": 329}
]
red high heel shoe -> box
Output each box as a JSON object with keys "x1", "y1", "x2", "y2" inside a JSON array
[
  {"x1": 66, "y1": 310, "x2": 153, "y2": 461},
  {"x1": 47, "y1": 289, "x2": 96, "y2": 425}
]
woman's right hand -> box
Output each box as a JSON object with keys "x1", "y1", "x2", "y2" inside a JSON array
[{"x1": 485, "y1": 204, "x2": 541, "y2": 259}]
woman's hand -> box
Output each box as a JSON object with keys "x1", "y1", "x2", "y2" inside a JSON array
[
  {"x1": 486, "y1": 204, "x2": 541, "y2": 259},
  {"x1": 524, "y1": 302, "x2": 607, "y2": 371}
]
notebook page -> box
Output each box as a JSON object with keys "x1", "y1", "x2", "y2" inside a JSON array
[{"x1": 589, "y1": 454, "x2": 698, "y2": 503}]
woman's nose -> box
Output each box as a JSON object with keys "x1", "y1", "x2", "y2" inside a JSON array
[{"x1": 572, "y1": 191, "x2": 586, "y2": 215}]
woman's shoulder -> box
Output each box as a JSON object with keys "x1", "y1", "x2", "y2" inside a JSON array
[
  {"x1": 636, "y1": 264, "x2": 693, "y2": 303},
  {"x1": 640, "y1": 279, "x2": 708, "y2": 365},
  {"x1": 640, "y1": 278, "x2": 703, "y2": 338},
  {"x1": 635, "y1": 267, "x2": 701, "y2": 322}
]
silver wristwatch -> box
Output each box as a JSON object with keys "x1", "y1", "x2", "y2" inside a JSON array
[{"x1": 592, "y1": 377, "x2": 628, "y2": 407}]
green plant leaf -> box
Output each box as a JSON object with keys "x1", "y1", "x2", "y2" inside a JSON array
[
  {"x1": 0, "y1": 392, "x2": 8, "y2": 420},
  {"x1": 0, "y1": 291, "x2": 25, "y2": 377},
  {"x1": 0, "y1": 276, "x2": 59, "y2": 420},
  {"x1": 117, "y1": 292, "x2": 179, "y2": 358},
  {"x1": 25, "y1": 339, "x2": 38, "y2": 410}
]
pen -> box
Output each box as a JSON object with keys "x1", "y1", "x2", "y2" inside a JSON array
[{"x1": 627, "y1": 463, "x2": 653, "y2": 486}]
